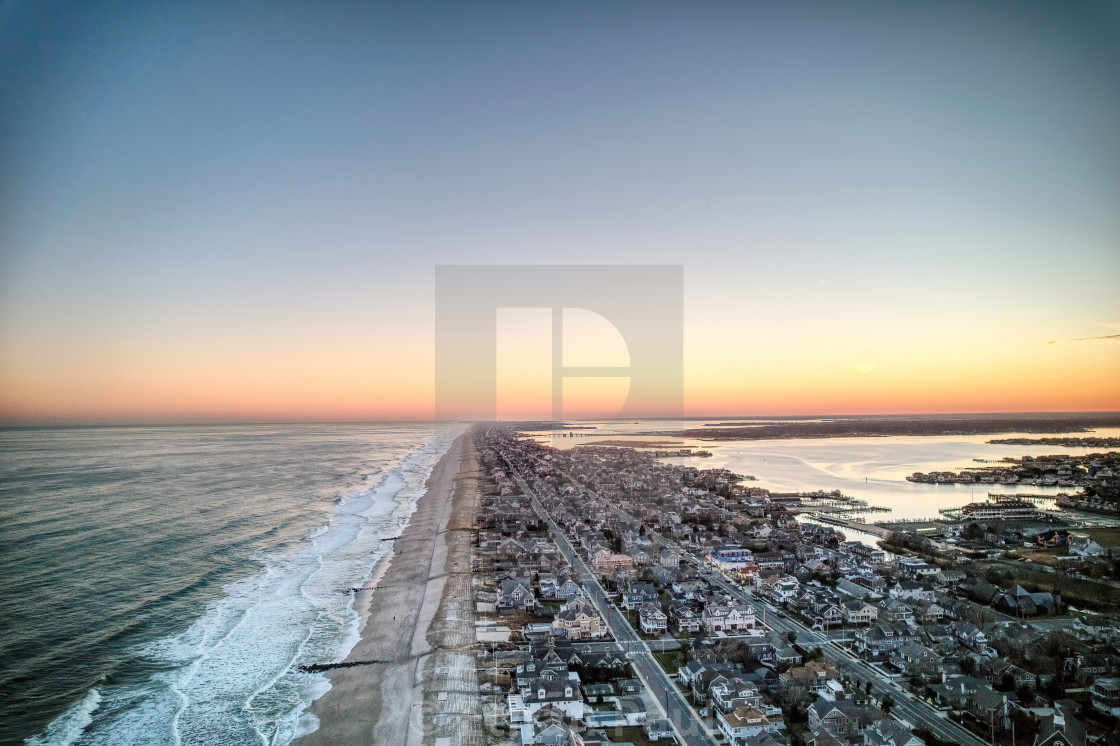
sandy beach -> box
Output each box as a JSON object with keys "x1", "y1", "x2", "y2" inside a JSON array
[{"x1": 297, "y1": 427, "x2": 479, "y2": 746}]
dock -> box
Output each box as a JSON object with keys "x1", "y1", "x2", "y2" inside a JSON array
[{"x1": 803, "y1": 512, "x2": 895, "y2": 538}]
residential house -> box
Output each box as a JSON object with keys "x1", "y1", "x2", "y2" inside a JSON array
[
  {"x1": 842, "y1": 599, "x2": 879, "y2": 625},
  {"x1": 708, "y1": 545, "x2": 756, "y2": 570},
  {"x1": 622, "y1": 582, "x2": 659, "y2": 610},
  {"x1": 592, "y1": 549, "x2": 633, "y2": 573},
  {"x1": 717, "y1": 704, "x2": 782, "y2": 743},
  {"x1": 844, "y1": 542, "x2": 889, "y2": 565},
  {"x1": 687, "y1": 663, "x2": 738, "y2": 705},
  {"x1": 763, "y1": 575, "x2": 800, "y2": 604},
  {"x1": 552, "y1": 597, "x2": 606, "y2": 640},
  {"x1": 897, "y1": 556, "x2": 939, "y2": 578},
  {"x1": 806, "y1": 601, "x2": 844, "y2": 630},
  {"x1": 851, "y1": 575, "x2": 888, "y2": 595},
  {"x1": 890, "y1": 581, "x2": 935, "y2": 602},
  {"x1": 808, "y1": 698, "x2": 876, "y2": 738},
  {"x1": 669, "y1": 602, "x2": 703, "y2": 633},
  {"x1": 951, "y1": 621, "x2": 988, "y2": 650},
  {"x1": 1069, "y1": 532, "x2": 1105, "y2": 558},
  {"x1": 540, "y1": 572, "x2": 583, "y2": 601},
  {"x1": 935, "y1": 569, "x2": 967, "y2": 585},
  {"x1": 929, "y1": 676, "x2": 992, "y2": 711},
  {"x1": 914, "y1": 601, "x2": 945, "y2": 623},
  {"x1": 710, "y1": 675, "x2": 764, "y2": 713},
  {"x1": 702, "y1": 604, "x2": 756, "y2": 634},
  {"x1": 508, "y1": 676, "x2": 584, "y2": 723},
  {"x1": 982, "y1": 658, "x2": 1036, "y2": 690},
  {"x1": 992, "y1": 585, "x2": 1058, "y2": 617},
  {"x1": 968, "y1": 687, "x2": 1016, "y2": 730},
  {"x1": 780, "y1": 660, "x2": 839, "y2": 697},
  {"x1": 855, "y1": 624, "x2": 914, "y2": 659},
  {"x1": 890, "y1": 642, "x2": 944, "y2": 680},
  {"x1": 498, "y1": 576, "x2": 537, "y2": 614},
  {"x1": 879, "y1": 598, "x2": 915, "y2": 624},
  {"x1": 922, "y1": 624, "x2": 955, "y2": 649},
  {"x1": 639, "y1": 602, "x2": 668, "y2": 635},
  {"x1": 864, "y1": 720, "x2": 925, "y2": 746},
  {"x1": 1090, "y1": 677, "x2": 1120, "y2": 717},
  {"x1": 672, "y1": 577, "x2": 708, "y2": 600}
]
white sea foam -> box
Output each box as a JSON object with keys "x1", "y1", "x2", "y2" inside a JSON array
[
  {"x1": 25, "y1": 688, "x2": 101, "y2": 746},
  {"x1": 32, "y1": 425, "x2": 464, "y2": 746},
  {"x1": 302, "y1": 523, "x2": 331, "y2": 541}
]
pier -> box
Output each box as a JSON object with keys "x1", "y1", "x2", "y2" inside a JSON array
[
  {"x1": 803, "y1": 511, "x2": 895, "y2": 538},
  {"x1": 779, "y1": 491, "x2": 890, "y2": 517},
  {"x1": 988, "y1": 492, "x2": 1059, "y2": 505}
]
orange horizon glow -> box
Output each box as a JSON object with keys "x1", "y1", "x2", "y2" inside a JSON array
[
  {"x1": 3, "y1": 317, "x2": 1119, "y2": 424},
  {"x1": 6, "y1": 322, "x2": 1116, "y2": 425},
  {"x1": 3, "y1": 378, "x2": 1118, "y2": 426}
]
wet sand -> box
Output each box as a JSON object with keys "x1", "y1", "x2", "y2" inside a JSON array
[{"x1": 297, "y1": 427, "x2": 474, "y2": 746}]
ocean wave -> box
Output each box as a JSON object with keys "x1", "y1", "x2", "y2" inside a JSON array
[
  {"x1": 25, "y1": 688, "x2": 101, "y2": 746},
  {"x1": 302, "y1": 524, "x2": 330, "y2": 541},
  {"x1": 25, "y1": 425, "x2": 464, "y2": 746}
]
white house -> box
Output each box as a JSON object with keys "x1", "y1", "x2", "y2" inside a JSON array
[
  {"x1": 639, "y1": 602, "x2": 668, "y2": 635},
  {"x1": 717, "y1": 704, "x2": 782, "y2": 742},
  {"x1": 702, "y1": 604, "x2": 755, "y2": 634},
  {"x1": 553, "y1": 597, "x2": 606, "y2": 640}
]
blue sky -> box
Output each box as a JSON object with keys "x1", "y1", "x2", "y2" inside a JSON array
[{"x1": 1, "y1": 1, "x2": 1117, "y2": 421}]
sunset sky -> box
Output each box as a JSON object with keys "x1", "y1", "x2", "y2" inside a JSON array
[{"x1": 1, "y1": 1, "x2": 1118, "y2": 423}]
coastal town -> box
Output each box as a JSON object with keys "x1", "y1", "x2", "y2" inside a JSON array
[{"x1": 432, "y1": 425, "x2": 1120, "y2": 746}]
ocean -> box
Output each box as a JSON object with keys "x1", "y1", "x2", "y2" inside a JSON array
[{"x1": 0, "y1": 423, "x2": 462, "y2": 746}]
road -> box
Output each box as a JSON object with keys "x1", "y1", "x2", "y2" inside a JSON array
[
  {"x1": 547, "y1": 460, "x2": 992, "y2": 746},
  {"x1": 572, "y1": 639, "x2": 681, "y2": 653},
  {"x1": 500, "y1": 452, "x2": 718, "y2": 746}
]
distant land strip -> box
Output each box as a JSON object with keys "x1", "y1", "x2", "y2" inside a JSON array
[
  {"x1": 580, "y1": 439, "x2": 685, "y2": 448},
  {"x1": 987, "y1": 436, "x2": 1120, "y2": 447},
  {"x1": 680, "y1": 415, "x2": 1120, "y2": 440}
]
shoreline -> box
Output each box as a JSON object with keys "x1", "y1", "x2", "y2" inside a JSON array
[{"x1": 296, "y1": 426, "x2": 476, "y2": 746}]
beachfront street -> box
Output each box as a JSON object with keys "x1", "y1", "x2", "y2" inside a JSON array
[
  {"x1": 553, "y1": 465, "x2": 991, "y2": 746},
  {"x1": 500, "y1": 450, "x2": 718, "y2": 746}
]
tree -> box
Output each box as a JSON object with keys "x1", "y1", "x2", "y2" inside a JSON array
[
  {"x1": 787, "y1": 631, "x2": 797, "y2": 644},
  {"x1": 1041, "y1": 676, "x2": 1066, "y2": 700},
  {"x1": 780, "y1": 688, "x2": 812, "y2": 723},
  {"x1": 1010, "y1": 708, "x2": 1041, "y2": 743},
  {"x1": 959, "y1": 655, "x2": 976, "y2": 676},
  {"x1": 985, "y1": 567, "x2": 1008, "y2": 585},
  {"x1": 881, "y1": 694, "x2": 894, "y2": 716}
]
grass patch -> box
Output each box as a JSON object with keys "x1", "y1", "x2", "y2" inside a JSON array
[
  {"x1": 1008, "y1": 549, "x2": 1061, "y2": 567},
  {"x1": 654, "y1": 650, "x2": 682, "y2": 675},
  {"x1": 600, "y1": 726, "x2": 659, "y2": 746},
  {"x1": 1079, "y1": 527, "x2": 1120, "y2": 548},
  {"x1": 993, "y1": 565, "x2": 1120, "y2": 610}
]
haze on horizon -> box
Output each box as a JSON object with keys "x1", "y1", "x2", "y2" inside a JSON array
[{"x1": 1, "y1": 1, "x2": 1118, "y2": 425}]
